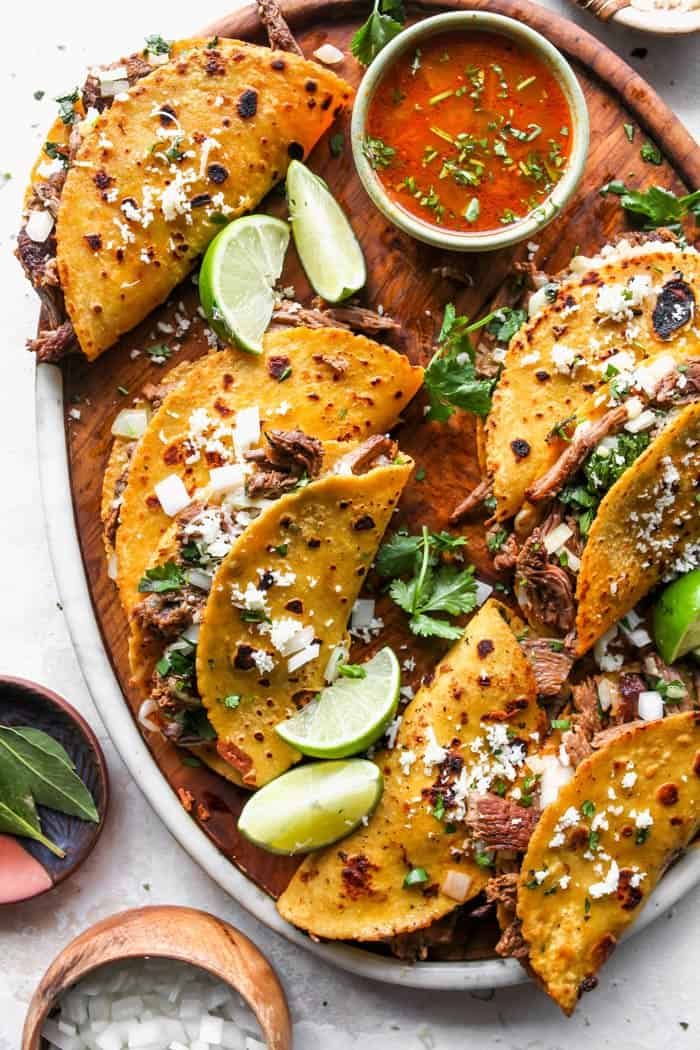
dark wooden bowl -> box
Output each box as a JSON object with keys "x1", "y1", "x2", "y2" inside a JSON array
[
  {"x1": 0, "y1": 676, "x2": 108, "y2": 903},
  {"x1": 22, "y1": 905, "x2": 292, "y2": 1050}
]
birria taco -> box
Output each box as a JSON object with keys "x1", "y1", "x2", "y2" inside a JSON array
[
  {"x1": 17, "y1": 37, "x2": 352, "y2": 361},
  {"x1": 508, "y1": 348, "x2": 700, "y2": 653},
  {"x1": 128, "y1": 435, "x2": 395, "y2": 754},
  {"x1": 515, "y1": 712, "x2": 700, "y2": 1014},
  {"x1": 485, "y1": 240, "x2": 699, "y2": 524},
  {"x1": 277, "y1": 600, "x2": 546, "y2": 941},
  {"x1": 195, "y1": 456, "x2": 414, "y2": 787},
  {"x1": 111, "y1": 328, "x2": 423, "y2": 612}
]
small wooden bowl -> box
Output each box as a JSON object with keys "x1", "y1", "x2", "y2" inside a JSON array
[
  {"x1": 22, "y1": 905, "x2": 293, "y2": 1050},
  {"x1": 0, "y1": 676, "x2": 108, "y2": 903}
]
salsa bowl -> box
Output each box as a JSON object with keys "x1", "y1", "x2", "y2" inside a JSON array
[{"x1": 351, "y1": 11, "x2": 589, "y2": 252}]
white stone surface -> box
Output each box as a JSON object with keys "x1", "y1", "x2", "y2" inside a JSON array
[{"x1": 0, "y1": 2, "x2": 698, "y2": 1047}]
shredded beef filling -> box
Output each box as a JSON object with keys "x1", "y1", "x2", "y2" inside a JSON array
[
  {"x1": 466, "y1": 793, "x2": 540, "y2": 851},
  {"x1": 520, "y1": 638, "x2": 575, "y2": 698},
  {"x1": 515, "y1": 511, "x2": 577, "y2": 634}
]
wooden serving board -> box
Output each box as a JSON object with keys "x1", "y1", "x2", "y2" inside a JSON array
[{"x1": 57, "y1": 0, "x2": 699, "y2": 919}]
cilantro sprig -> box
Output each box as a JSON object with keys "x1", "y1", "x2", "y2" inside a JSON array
[
  {"x1": 376, "y1": 527, "x2": 477, "y2": 639},
  {"x1": 351, "y1": 0, "x2": 405, "y2": 66},
  {"x1": 601, "y1": 182, "x2": 700, "y2": 233},
  {"x1": 423, "y1": 304, "x2": 498, "y2": 421}
]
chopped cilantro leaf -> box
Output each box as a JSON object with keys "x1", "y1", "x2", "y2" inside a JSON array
[
  {"x1": 222, "y1": 694, "x2": 242, "y2": 709},
  {"x1": 551, "y1": 718, "x2": 571, "y2": 730},
  {"x1": 403, "y1": 866, "x2": 429, "y2": 888},
  {"x1": 145, "y1": 34, "x2": 172, "y2": 56},
  {"x1": 145, "y1": 343, "x2": 172, "y2": 361},
  {"x1": 424, "y1": 303, "x2": 498, "y2": 421},
  {"x1": 362, "y1": 135, "x2": 396, "y2": 169},
  {"x1": 330, "y1": 132, "x2": 345, "y2": 158},
  {"x1": 581, "y1": 799, "x2": 596, "y2": 818},
  {"x1": 486, "y1": 306, "x2": 527, "y2": 345},
  {"x1": 640, "y1": 141, "x2": 662, "y2": 165},
  {"x1": 55, "y1": 88, "x2": 79, "y2": 126},
  {"x1": 138, "y1": 560, "x2": 185, "y2": 593}
]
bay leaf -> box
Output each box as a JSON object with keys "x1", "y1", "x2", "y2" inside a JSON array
[
  {"x1": 12, "y1": 726, "x2": 75, "y2": 770},
  {"x1": 0, "y1": 726, "x2": 99, "y2": 823},
  {"x1": 0, "y1": 756, "x2": 65, "y2": 857}
]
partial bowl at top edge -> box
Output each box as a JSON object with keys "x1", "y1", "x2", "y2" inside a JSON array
[{"x1": 351, "y1": 11, "x2": 590, "y2": 252}]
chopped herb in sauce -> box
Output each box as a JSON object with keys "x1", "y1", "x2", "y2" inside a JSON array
[
  {"x1": 366, "y1": 30, "x2": 572, "y2": 232},
  {"x1": 362, "y1": 135, "x2": 396, "y2": 169}
]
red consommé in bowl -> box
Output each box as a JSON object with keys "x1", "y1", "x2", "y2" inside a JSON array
[{"x1": 365, "y1": 30, "x2": 573, "y2": 234}]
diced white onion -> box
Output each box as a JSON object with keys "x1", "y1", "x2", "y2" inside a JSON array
[
  {"x1": 154, "y1": 474, "x2": 191, "y2": 517},
  {"x1": 209, "y1": 463, "x2": 246, "y2": 493},
  {"x1": 181, "y1": 622, "x2": 201, "y2": 644},
  {"x1": 624, "y1": 396, "x2": 644, "y2": 420},
  {"x1": 543, "y1": 522, "x2": 573, "y2": 555},
  {"x1": 277, "y1": 624, "x2": 315, "y2": 657},
  {"x1": 626, "y1": 627, "x2": 652, "y2": 648},
  {"x1": 324, "y1": 642, "x2": 349, "y2": 684},
  {"x1": 635, "y1": 353, "x2": 677, "y2": 397},
  {"x1": 98, "y1": 65, "x2": 128, "y2": 83},
  {"x1": 288, "y1": 642, "x2": 320, "y2": 672},
  {"x1": 313, "y1": 43, "x2": 345, "y2": 65},
  {"x1": 623, "y1": 607, "x2": 642, "y2": 629},
  {"x1": 25, "y1": 208, "x2": 55, "y2": 243},
  {"x1": 111, "y1": 407, "x2": 149, "y2": 439},
  {"x1": 474, "y1": 580, "x2": 493, "y2": 607},
  {"x1": 107, "y1": 552, "x2": 119, "y2": 580},
  {"x1": 624, "y1": 409, "x2": 657, "y2": 433},
  {"x1": 42, "y1": 958, "x2": 263, "y2": 1050},
  {"x1": 539, "y1": 754, "x2": 574, "y2": 808},
  {"x1": 597, "y1": 678, "x2": 614, "y2": 712},
  {"x1": 186, "y1": 570, "x2": 212, "y2": 593},
  {"x1": 440, "y1": 869, "x2": 473, "y2": 903},
  {"x1": 525, "y1": 754, "x2": 545, "y2": 774},
  {"x1": 351, "y1": 598, "x2": 375, "y2": 629},
  {"x1": 100, "y1": 78, "x2": 130, "y2": 98},
  {"x1": 137, "y1": 699, "x2": 160, "y2": 733},
  {"x1": 233, "y1": 406, "x2": 260, "y2": 455},
  {"x1": 562, "y1": 547, "x2": 581, "y2": 572},
  {"x1": 638, "y1": 691, "x2": 664, "y2": 720}
]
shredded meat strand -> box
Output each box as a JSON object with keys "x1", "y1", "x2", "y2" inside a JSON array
[
  {"x1": 255, "y1": 0, "x2": 303, "y2": 54},
  {"x1": 485, "y1": 872, "x2": 519, "y2": 910},
  {"x1": 527, "y1": 405, "x2": 629, "y2": 504},
  {"x1": 341, "y1": 435, "x2": 398, "y2": 475},
  {"x1": 28, "y1": 320, "x2": 77, "y2": 362},
  {"x1": 449, "y1": 478, "x2": 494, "y2": 524},
  {"x1": 520, "y1": 638, "x2": 575, "y2": 697},
  {"x1": 495, "y1": 918, "x2": 529, "y2": 959},
  {"x1": 516, "y1": 511, "x2": 576, "y2": 633},
  {"x1": 133, "y1": 587, "x2": 205, "y2": 644},
  {"x1": 272, "y1": 300, "x2": 400, "y2": 336},
  {"x1": 466, "y1": 793, "x2": 539, "y2": 851}
]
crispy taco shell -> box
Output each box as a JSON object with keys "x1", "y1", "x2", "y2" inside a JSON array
[
  {"x1": 197, "y1": 460, "x2": 414, "y2": 787},
  {"x1": 517, "y1": 712, "x2": 700, "y2": 1014},
  {"x1": 114, "y1": 328, "x2": 423, "y2": 612},
  {"x1": 575, "y1": 400, "x2": 700, "y2": 654},
  {"x1": 486, "y1": 246, "x2": 700, "y2": 522},
  {"x1": 54, "y1": 39, "x2": 352, "y2": 359},
  {"x1": 277, "y1": 600, "x2": 545, "y2": 941}
]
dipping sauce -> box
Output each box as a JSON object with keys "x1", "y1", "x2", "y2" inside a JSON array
[{"x1": 364, "y1": 31, "x2": 573, "y2": 233}]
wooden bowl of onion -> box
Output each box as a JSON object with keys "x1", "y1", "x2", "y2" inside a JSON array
[{"x1": 22, "y1": 905, "x2": 292, "y2": 1050}]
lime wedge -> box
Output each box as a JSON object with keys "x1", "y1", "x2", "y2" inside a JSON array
[
  {"x1": 276, "y1": 647, "x2": 400, "y2": 758},
  {"x1": 286, "y1": 160, "x2": 366, "y2": 303},
  {"x1": 652, "y1": 567, "x2": 700, "y2": 664},
  {"x1": 198, "y1": 214, "x2": 290, "y2": 353},
  {"x1": 238, "y1": 759, "x2": 383, "y2": 854}
]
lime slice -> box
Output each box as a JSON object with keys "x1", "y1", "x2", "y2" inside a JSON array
[
  {"x1": 238, "y1": 759, "x2": 383, "y2": 854},
  {"x1": 652, "y1": 567, "x2": 700, "y2": 664},
  {"x1": 198, "y1": 214, "x2": 290, "y2": 353},
  {"x1": 276, "y1": 647, "x2": 400, "y2": 758},
  {"x1": 286, "y1": 160, "x2": 366, "y2": 303}
]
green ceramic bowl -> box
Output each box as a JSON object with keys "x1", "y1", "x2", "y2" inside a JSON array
[{"x1": 351, "y1": 11, "x2": 589, "y2": 252}]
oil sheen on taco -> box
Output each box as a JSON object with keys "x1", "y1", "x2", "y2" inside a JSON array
[
  {"x1": 516, "y1": 712, "x2": 700, "y2": 1014},
  {"x1": 278, "y1": 600, "x2": 545, "y2": 941},
  {"x1": 486, "y1": 241, "x2": 699, "y2": 524},
  {"x1": 112, "y1": 328, "x2": 424, "y2": 612},
  {"x1": 17, "y1": 37, "x2": 352, "y2": 361},
  {"x1": 196, "y1": 457, "x2": 415, "y2": 788}
]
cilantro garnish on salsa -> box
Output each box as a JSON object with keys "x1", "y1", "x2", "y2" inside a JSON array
[{"x1": 364, "y1": 31, "x2": 573, "y2": 233}]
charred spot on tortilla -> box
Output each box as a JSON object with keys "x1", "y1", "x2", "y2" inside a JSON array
[
  {"x1": 207, "y1": 163, "x2": 229, "y2": 184},
  {"x1": 271, "y1": 58, "x2": 286, "y2": 71},
  {"x1": 656, "y1": 783, "x2": 679, "y2": 805},
  {"x1": 84, "y1": 234, "x2": 102, "y2": 251},
  {"x1": 158, "y1": 104, "x2": 177, "y2": 126},
  {"x1": 93, "y1": 170, "x2": 112, "y2": 190},
  {"x1": 477, "y1": 639, "x2": 494, "y2": 659},
  {"x1": 511, "y1": 439, "x2": 531, "y2": 459},
  {"x1": 237, "y1": 88, "x2": 258, "y2": 118},
  {"x1": 288, "y1": 141, "x2": 304, "y2": 159},
  {"x1": 652, "y1": 278, "x2": 695, "y2": 339},
  {"x1": 353, "y1": 514, "x2": 376, "y2": 531}
]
